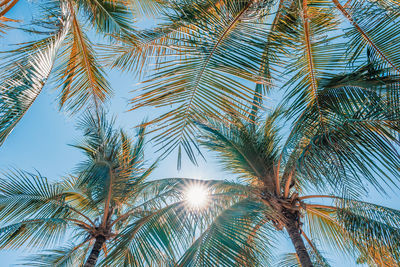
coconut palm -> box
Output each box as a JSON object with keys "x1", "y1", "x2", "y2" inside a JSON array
[
  {"x1": 0, "y1": 111, "x2": 225, "y2": 266},
  {"x1": 172, "y1": 75, "x2": 400, "y2": 267},
  {"x1": 105, "y1": 0, "x2": 400, "y2": 161},
  {"x1": 0, "y1": 0, "x2": 165, "y2": 145}
]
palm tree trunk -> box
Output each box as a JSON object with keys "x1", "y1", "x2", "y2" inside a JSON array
[
  {"x1": 285, "y1": 215, "x2": 313, "y2": 267},
  {"x1": 84, "y1": 235, "x2": 106, "y2": 267}
]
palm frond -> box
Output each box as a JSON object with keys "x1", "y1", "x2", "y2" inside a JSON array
[
  {"x1": 54, "y1": 4, "x2": 112, "y2": 112},
  {"x1": 125, "y1": 0, "x2": 166, "y2": 17},
  {"x1": 276, "y1": 247, "x2": 331, "y2": 267},
  {"x1": 304, "y1": 198, "x2": 400, "y2": 265},
  {"x1": 0, "y1": 2, "x2": 70, "y2": 145},
  {"x1": 177, "y1": 198, "x2": 274, "y2": 267},
  {"x1": 0, "y1": 218, "x2": 70, "y2": 249},
  {"x1": 129, "y1": 0, "x2": 275, "y2": 163},
  {"x1": 75, "y1": 0, "x2": 136, "y2": 36},
  {"x1": 102, "y1": 0, "x2": 231, "y2": 76},
  {"x1": 304, "y1": 206, "x2": 356, "y2": 258},
  {"x1": 284, "y1": 62, "x2": 400, "y2": 196},
  {"x1": 336, "y1": 199, "x2": 400, "y2": 264},
  {"x1": 103, "y1": 201, "x2": 192, "y2": 266},
  {"x1": 0, "y1": 16, "x2": 17, "y2": 37},
  {"x1": 197, "y1": 112, "x2": 281, "y2": 188},
  {"x1": 19, "y1": 242, "x2": 90, "y2": 267},
  {"x1": 102, "y1": 21, "x2": 183, "y2": 76},
  {"x1": 282, "y1": 0, "x2": 347, "y2": 117},
  {"x1": 336, "y1": 0, "x2": 400, "y2": 71},
  {"x1": 74, "y1": 110, "x2": 150, "y2": 207},
  {"x1": 0, "y1": 170, "x2": 70, "y2": 224}
]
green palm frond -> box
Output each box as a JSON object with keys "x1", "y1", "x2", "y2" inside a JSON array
[
  {"x1": 125, "y1": 0, "x2": 166, "y2": 17},
  {"x1": 0, "y1": 170, "x2": 99, "y2": 252},
  {"x1": 127, "y1": 0, "x2": 275, "y2": 162},
  {"x1": 54, "y1": 4, "x2": 112, "y2": 112},
  {"x1": 0, "y1": 217, "x2": 70, "y2": 249},
  {"x1": 283, "y1": 62, "x2": 400, "y2": 196},
  {"x1": 177, "y1": 198, "x2": 274, "y2": 267},
  {"x1": 305, "y1": 206, "x2": 351, "y2": 255},
  {"x1": 304, "y1": 198, "x2": 400, "y2": 266},
  {"x1": 197, "y1": 112, "x2": 281, "y2": 187},
  {"x1": 276, "y1": 253, "x2": 301, "y2": 267},
  {"x1": 103, "y1": 201, "x2": 192, "y2": 266},
  {"x1": 336, "y1": 199, "x2": 400, "y2": 264},
  {"x1": 75, "y1": 0, "x2": 135, "y2": 36},
  {"x1": 73, "y1": 110, "x2": 150, "y2": 208},
  {"x1": 0, "y1": 170, "x2": 71, "y2": 224},
  {"x1": 0, "y1": 170, "x2": 99, "y2": 234},
  {"x1": 102, "y1": 21, "x2": 182, "y2": 76},
  {"x1": 101, "y1": 0, "x2": 400, "y2": 163},
  {"x1": 0, "y1": 2, "x2": 70, "y2": 145},
  {"x1": 102, "y1": 0, "x2": 231, "y2": 76},
  {"x1": 276, "y1": 248, "x2": 331, "y2": 267},
  {"x1": 282, "y1": 0, "x2": 347, "y2": 117},
  {"x1": 20, "y1": 242, "x2": 90, "y2": 267},
  {"x1": 341, "y1": 0, "x2": 400, "y2": 71}
]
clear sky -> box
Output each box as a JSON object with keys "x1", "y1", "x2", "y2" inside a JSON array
[{"x1": 1, "y1": 1, "x2": 399, "y2": 266}]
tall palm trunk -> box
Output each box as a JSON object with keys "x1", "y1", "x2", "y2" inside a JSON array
[
  {"x1": 284, "y1": 213, "x2": 313, "y2": 267},
  {"x1": 84, "y1": 235, "x2": 106, "y2": 267}
]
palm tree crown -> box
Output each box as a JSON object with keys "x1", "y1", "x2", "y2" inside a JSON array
[
  {"x1": 0, "y1": 111, "x2": 204, "y2": 266},
  {"x1": 175, "y1": 96, "x2": 400, "y2": 266}
]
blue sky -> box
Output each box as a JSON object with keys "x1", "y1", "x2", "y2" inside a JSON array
[{"x1": 1, "y1": 0, "x2": 400, "y2": 266}]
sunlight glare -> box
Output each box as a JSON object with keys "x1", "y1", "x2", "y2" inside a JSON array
[{"x1": 185, "y1": 184, "x2": 209, "y2": 209}]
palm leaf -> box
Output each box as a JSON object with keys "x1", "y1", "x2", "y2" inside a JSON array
[
  {"x1": 276, "y1": 248, "x2": 331, "y2": 267},
  {"x1": 0, "y1": 16, "x2": 17, "y2": 37},
  {"x1": 0, "y1": 218, "x2": 70, "y2": 249},
  {"x1": 54, "y1": 4, "x2": 112, "y2": 112},
  {"x1": 336, "y1": 199, "x2": 400, "y2": 264},
  {"x1": 129, "y1": 0, "x2": 274, "y2": 163},
  {"x1": 0, "y1": 0, "x2": 19, "y2": 18},
  {"x1": 103, "y1": 201, "x2": 192, "y2": 266},
  {"x1": 75, "y1": 0, "x2": 135, "y2": 36},
  {"x1": 304, "y1": 198, "x2": 400, "y2": 265},
  {"x1": 0, "y1": 2, "x2": 70, "y2": 144},
  {"x1": 19, "y1": 242, "x2": 90, "y2": 267},
  {"x1": 197, "y1": 114, "x2": 281, "y2": 188},
  {"x1": 336, "y1": 0, "x2": 400, "y2": 71},
  {"x1": 177, "y1": 198, "x2": 274, "y2": 267},
  {"x1": 284, "y1": 63, "x2": 400, "y2": 196}
]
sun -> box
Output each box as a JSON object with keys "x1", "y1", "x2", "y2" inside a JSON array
[{"x1": 184, "y1": 184, "x2": 209, "y2": 209}]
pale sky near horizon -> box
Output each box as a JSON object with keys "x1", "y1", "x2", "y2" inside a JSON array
[{"x1": 1, "y1": 1, "x2": 399, "y2": 266}]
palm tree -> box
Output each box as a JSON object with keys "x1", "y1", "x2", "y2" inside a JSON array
[
  {"x1": 0, "y1": 111, "x2": 212, "y2": 266},
  {"x1": 0, "y1": 0, "x2": 164, "y2": 145},
  {"x1": 172, "y1": 78, "x2": 400, "y2": 267},
  {"x1": 105, "y1": 0, "x2": 400, "y2": 161}
]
